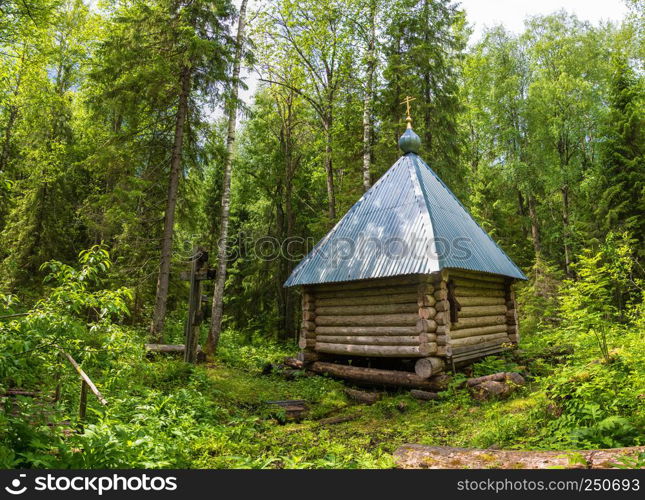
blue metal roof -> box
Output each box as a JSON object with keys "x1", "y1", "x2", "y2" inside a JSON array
[{"x1": 285, "y1": 152, "x2": 527, "y2": 287}]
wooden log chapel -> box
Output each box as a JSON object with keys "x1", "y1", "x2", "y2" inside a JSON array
[{"x1": 284, "y1": 98, "x2": 527, "y2": 386}]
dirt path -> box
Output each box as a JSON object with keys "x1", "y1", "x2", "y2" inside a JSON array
[{"x1": 394, "y1": 444, "x2": 644, "y2": 469}]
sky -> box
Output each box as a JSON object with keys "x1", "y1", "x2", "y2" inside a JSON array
[{"x1": 460, "y1": 0, "x2": 629, "y2": 40}]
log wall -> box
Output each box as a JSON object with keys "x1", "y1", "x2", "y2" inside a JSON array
[
  {"x1": 298, "y1": 275, "x2": 434, "y2": 359},
  {"x1": 448, "y1": 269, "x2": 516, "y2": 364},
  {"x1": 297, "y1": 269, "x2": 519, "y2": 369}
]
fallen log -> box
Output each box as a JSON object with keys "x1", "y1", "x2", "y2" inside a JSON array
[
  {"x1": 311, "y1": 362, "x2": 451, "y2": 390},
  {"x1": 414, "y1": 357, "x2": 446, "y2": 378},
  {"x1": 2, "y1": 389, "x2": 40, "y2": 397},
  {"x1": 409, "y1": 390, "x2": 439, "y2": 401},
  {"x1": 344, "y1": 388, "x2": 381, "y2": 404},
  {"x1": 394, "y1": 444, "x2": 645, "y2": 469},
  {"x1": 465, "y1": 371, "x2": 525, "y2": 387},
  {"x1": 283, "y1": 357, "x2": 304, "y2": 370}
]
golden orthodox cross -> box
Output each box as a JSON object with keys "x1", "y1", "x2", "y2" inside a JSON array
[{"x1": 400, "y1": 96, "x2": 416, "y2": 123}]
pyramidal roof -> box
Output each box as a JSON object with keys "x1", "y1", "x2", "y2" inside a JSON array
[{"x1": 285, "y1": 140, "x2": 526, "y2": 287}]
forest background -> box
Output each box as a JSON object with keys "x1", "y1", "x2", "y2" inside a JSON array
[{"x1": 0, "y1": 0, "x2": 643, "y2": 469}]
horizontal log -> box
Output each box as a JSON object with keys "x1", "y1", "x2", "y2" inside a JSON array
[
  {"x1": 299, "y1": 337, "x2": 315, "y2": 349},
  {"x1": 417, "y1": 283, "x2": 435, "y2": 294},
  {"x1": 315, "y1": 313, "x2": 419, "y2": 327},
  {"x1": 315, "y1": 325, "x2": 418, "y2": 336},
  {"x1": 315, "y1": 334, "x2": 434, "y2": 346},
  {"x1": 418, "y1": 306, "x2": 437, "y2": 319},
  {"x1": 450, "y1": 324, "x2": 509, "y2": 339},
  {"x1": 508, "y1": 325, "x2": 518, "y2": 335},
  {"x1": 313, "y1": 275, "x2": 424, "y2": 294},
  {"x1": 458, "y1": 296, "x2": 507, "y2": 307},
  {"x1": 506, "y1": 300, "x2": 516, "y2": 309},
  {"x1": 301, "y1": 329, "x2": 316, "y2": 339},
  {"x1": 506, "y1": 309, "x2": 518, "y2": 325},
  {"x1": 435, "y1": 335, "x2": 449, "y2": 346},
  {"x1": 418, "y1": 294, "x2": 437, "y2": 307},
  {"x1": 452, "y1": 338, "x2": 506, "y2": 355},
  {"x1": 453, "y1": 347, "x2": 506, "y2": 365},
  {"x1": 297, "y1": 350, "x2": 321, "y2": 364},
  {"x1": 450, "y1": 315, "x2": 506, "y2": 330},
  {"x1": 315, "y1": 292, "x2": 419, "y2": 307},
  {"x1": 455, "y1": 287, "x2": 505, "y2": 298},
  {"x1": 311, "y1": 362, "x2": 450, "y2": 390},
  {"x1": 302, "y1": 320, "x2": 316, "y2": 331},
  {"x1": 459, "y1": 305, "x2": 507, "y2": 318},
  {"x1": 448, "y1": 269, "x2": 505, "y2": 283},
  {"x1": 434, "y1": 311, "x2": 449, "y2": 326},
  {"x1": 414, "y1": 357, "x2": 446, "y2": 378},
  {"x1": 416, "y1": 319, "x2": 437, "y2": 333},
  {"x1": 434, "y1": 289, "x2": 448, "y2": 301},
  {"x1": 436, "y1": 325, "x2": 450, "y2": 335},
  {"x1": 436, "y1": 345, "x2": 452, "y2": 357},
  {"x1": 435, "y1": 300, "x2": 449, "y2": 312},
  {"x1": 315, "y1": 303, "x2": 418, "y2": 316},
  {"x1": 452, "y1": 277, "x2": 505, "y2": 290},
  {"x1": 303, "y1": 311, "x2": 316, "y2": 321},
  {"x1": 508, "y1": 334, "x2": 519, "y2": 343},
  {"x1": 315, "y1": 342, "x2": 436, "y2": 358},
  {"x1": 450, "y1": 332, "x2": 509, "y2": 348}
]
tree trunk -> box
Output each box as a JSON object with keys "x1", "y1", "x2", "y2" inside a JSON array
[
  {"x1": 323, "y1": 117, "x2": 336, "y2": 220},
  {"x1": 361, "y1": 0, "x2": 376, "y2": 192},
  {"x1": 0, "y1": 51, "x2": 25, "y2": 172},
  {"x1": 527, "y1": 194, "x2": 541, "y2": 258},
  {"x1": 561, "y1": 185, "x2": 571, "y2": 276},
  {"x1": 205, "y1": 0, "x2": 248, "y2": 355},
  {"x1": 150, "y1": 64, "x2": 192, "y2": 341}
]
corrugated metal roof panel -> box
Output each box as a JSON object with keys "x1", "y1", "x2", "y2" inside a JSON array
[{"x1": 285, "y1": 152, "x2": 526, "y2": 287}]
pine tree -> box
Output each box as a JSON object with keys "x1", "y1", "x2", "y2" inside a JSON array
[{"x1": 596, "y1": 56, "x2": 644, "y2": 254}]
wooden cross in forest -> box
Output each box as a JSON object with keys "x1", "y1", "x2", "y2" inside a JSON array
[
  {"x1": 400, "y1": 95, "x2": 416, "y2": 122},
  {"x1": 180, "y1": 248, "x2": 215, "y2": 363}
]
